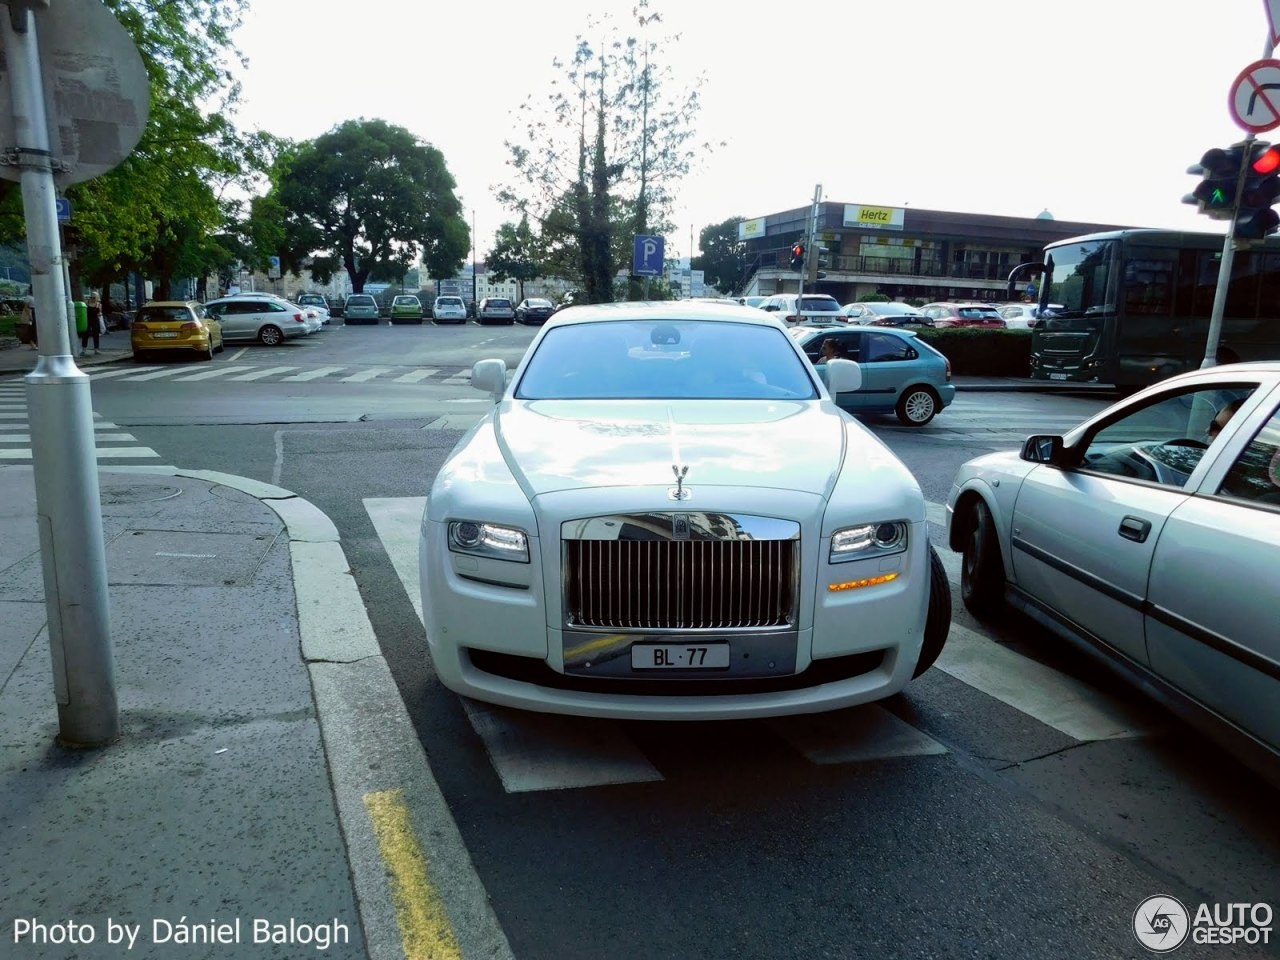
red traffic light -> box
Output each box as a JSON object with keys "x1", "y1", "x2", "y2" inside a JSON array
[
  {"x1": 792, "y1": 243, "x2": 805, "y2": 257},
  {"x1": 1254, "y1": 146, "x2": 1280, "y2": 174}
]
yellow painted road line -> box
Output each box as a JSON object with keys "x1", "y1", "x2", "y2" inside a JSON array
[{"x1": 363, "y1": 788, "x2": 462, "y2": 960}]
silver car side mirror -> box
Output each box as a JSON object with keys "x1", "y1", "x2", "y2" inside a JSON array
[{"x1": 471, "y1": 358, "x2": 507, "y2": 401}]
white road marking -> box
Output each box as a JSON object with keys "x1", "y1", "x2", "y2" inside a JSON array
[
  {"x1": 117, "y1": 367, "x2": 190, "y2": 382},
  {"x1": 341, "y1": 367, "x2": 395, "y2": 382},
  {"x1": 225, "y1": 366, "x2": 298, "y2": 381},
  {"x1": 0, "y1": 446, "x2": 159, "y2": 460},
  {"x1": 768, "y1": 707, "x2": 947, "y2": 763},
  {"x1": 0, "y1": 433, "x2": 134, "y2": 443},
  {"x1": 167, "y1": 365, "x2": 254, "y2": 382},
  {"x1": 935, "y1": 624, "x2": 1155, "y2": 741},
  {"x1": 460, "y1": 700, "x2": 663, "y2": 793},
  {"x1": 282, "y1": 366, "x2": 346, "y2": 381},
  {"x1": 89, "y1": 366, "x2": 161, "y2": 378},
  {"x1": 394, "y1": 368, "x2": 439, "y2": 383},
  {"x1": 227, "y1": 347, "x2": 248, "y2": 361}
]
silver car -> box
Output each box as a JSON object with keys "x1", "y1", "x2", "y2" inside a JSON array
[
  {"x1": 343, "y1": 294, "x2": 381, "y2": 324},
  {"x1": 203, "y1": 295, "x2": 310, "y2": 345},
  {"x1": 946, "y1": 363, "x2": 1280, "y2": 781}
]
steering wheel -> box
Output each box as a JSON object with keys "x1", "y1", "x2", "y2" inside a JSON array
[{"x1": 1164, "y1": 438, "x2": 1208, "y2": 450}]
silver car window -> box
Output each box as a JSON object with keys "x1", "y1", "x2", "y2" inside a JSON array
[{"x1": 1216, "y1": 400, "x2": 1280, "y2": 506}]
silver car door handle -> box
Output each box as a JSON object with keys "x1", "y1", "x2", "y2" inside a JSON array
[{"x1": 1118, "y1": 516, "x2": 1151, "y2": 543}]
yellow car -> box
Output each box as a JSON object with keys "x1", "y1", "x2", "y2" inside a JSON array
[{"x1": 131, "y1": 300, "x2": 224, "y2": 362}]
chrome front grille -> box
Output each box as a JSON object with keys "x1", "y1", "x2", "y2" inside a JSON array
[{"x1": 564, "y1": 533, "x2": 798, "y2": 630}]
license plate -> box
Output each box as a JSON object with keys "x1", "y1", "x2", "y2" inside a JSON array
[
  {"x1": 152, "y1": 331, "x2": 179, "y2": 338},
  {"x1": 1049, "y1": 372, "x2": 1069, "y2": 380},
  {"x1": 631, "y1": 643, "x2": 730, "y2": 670}
]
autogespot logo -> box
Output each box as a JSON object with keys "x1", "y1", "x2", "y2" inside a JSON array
[{"x1": 1134, "y1": 895, "x2": 1191, "y2": 953}]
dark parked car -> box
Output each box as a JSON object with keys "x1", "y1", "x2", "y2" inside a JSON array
[{"x1": 515, "y1": 298, "x2": 555, "y2": 325}]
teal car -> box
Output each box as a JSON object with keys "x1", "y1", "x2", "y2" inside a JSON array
[
  {"x1": 793, "y1": 325, "x2": 955, "y2": 426},
  {"x1": 390, "y1": 295, "x2": 424, "y2": 323}
]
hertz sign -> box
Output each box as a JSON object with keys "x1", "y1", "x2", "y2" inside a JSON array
[{"x1": 843, "y1": 204, "x2": 905, "y2": 231}]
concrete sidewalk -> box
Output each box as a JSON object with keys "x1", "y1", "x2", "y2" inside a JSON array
[
  {"x1": 0, "y1": 339, "x2": 132, "y2": 374},
  {"x1": 0, "y1": 465, "x2": 513, "y2": 960}
]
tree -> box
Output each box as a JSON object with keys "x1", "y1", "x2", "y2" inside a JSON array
[
  {"x1": 486, "y1": 215, "x2": 545, "y2": 301},
  {"x1": 497, "y1": 0, "x2": 712, "y2": 303},
  {"x1": 692, "y1": 217, "x2": 751, "y2": 294},
  {"x1": 271, "y1": 119, "x2": 469, "y2": 294}
]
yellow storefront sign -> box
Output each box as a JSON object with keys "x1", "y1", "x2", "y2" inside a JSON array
[{"x1": 842, "y1": 204, "x2": 905, "y2": 231}]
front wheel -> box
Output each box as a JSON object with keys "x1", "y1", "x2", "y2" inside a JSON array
[
  {"x1": 960, "y1": 499, "x2": 1004, "y2": 619},
  {"x1": 896, "y1": 387, "x2": 939, "y2": 426},
  {"x1": 259, "y1": 324, "x2": 283, "y2": 346},
  {"x1": 913, "y1": 546, "x2": 952, "y2": 678}
]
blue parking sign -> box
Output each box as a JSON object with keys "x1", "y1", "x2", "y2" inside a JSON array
[
  {"x1": 56, "y1": 197, "x2": 71, "y2": 223},
  {"x1": 633, "y1": 235, "x2": 664, "y2": 276}
]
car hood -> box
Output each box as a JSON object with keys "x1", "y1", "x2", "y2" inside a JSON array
[{"x1": 493, "y1": 400, "x2": 854, "y2": 498}]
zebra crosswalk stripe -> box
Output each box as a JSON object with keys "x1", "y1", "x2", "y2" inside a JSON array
[
  {"x1": 168, "y1": 366, "x2": 256, "y2": 382},
  {"x1": 226, "y1": 366, "x2": 298, "y2": 381},
  {"x1": 283, "y1": 366, "x2": 346, "y2": 381},
  {"x1": 341, "y1": 368, "x2": 396, "y2": 382},
  {"x1": 395, "y1": 369, "x2": 439, "y2": 383}
]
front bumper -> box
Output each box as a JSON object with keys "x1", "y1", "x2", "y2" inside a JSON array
[{"x1": 420, "y1": 509, "x2": 928, "y2": 720}]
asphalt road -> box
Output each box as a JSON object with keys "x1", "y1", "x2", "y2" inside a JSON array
[{"x1": 64, "y1": 321, "x2": 1280, "y2": 960}]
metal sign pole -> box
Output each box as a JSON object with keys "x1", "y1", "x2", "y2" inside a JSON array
[
  {"x1": 1205, "y1": 32, "x2": 1279, "y2": 369},
  {"x1": 2, "y1": 6, "x2": 118, "y2": 746}
]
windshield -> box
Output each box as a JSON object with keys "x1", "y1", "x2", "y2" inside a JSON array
[
  {"x1": 516, "y1": 320, "x2": 819, "y2": 400},
  {"x1": 394, "y1": 297, "x2": 418, "y2": 305},
  {"x1": 347, "y1": 296, "x2": 374, "y2": 305},
  {"x1": 437, "y1": 298, "x2": 462, "y2": 306},
  {"x1": 1041, "y1": 240, "x2": 1115, "y2": 328},
  {"x1": 800, "y1": 297, "x2": 840, "y2": 312}
]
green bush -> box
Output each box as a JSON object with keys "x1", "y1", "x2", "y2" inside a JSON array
[{"x1": 917, "y1": 328, "x2": 1031, "y2": 376}]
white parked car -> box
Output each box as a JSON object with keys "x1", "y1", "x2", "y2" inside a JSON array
[
  {"x1": 758, "y1": 293, "x2": 844, "y2": 325},
  {"x1": 997, "y1": 302, "x2": 1062, "y2": 330},
  {"x1": 419, "y1": 302, "x2": 951, "y2": 720},
  {"x1": 947, "y1": 363, "x2": 1280, "y2": 780},
  {"x1": 432, "y1": 296, "x2": 467, "y2": 324}
]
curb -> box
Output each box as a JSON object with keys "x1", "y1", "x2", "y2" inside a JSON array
[{"x1": 102, "y1": 465, "x2": 515, "y2": 960}]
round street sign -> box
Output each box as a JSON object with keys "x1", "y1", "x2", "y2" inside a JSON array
[
  {"x1": 0, "y1": 0, "x2": 150, "y2": 187},
  {"x1": 1230, "y1": 58, "x2": 1280, "y2": 134}
]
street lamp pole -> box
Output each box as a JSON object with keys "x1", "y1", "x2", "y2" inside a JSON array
[{"x1": 472, "y1": 208, "x2": 478, "y2": 312}]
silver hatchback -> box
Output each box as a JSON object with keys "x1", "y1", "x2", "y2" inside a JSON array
[{"x1": 947, "y1": 363, "x2": 1280, "y2": 782}]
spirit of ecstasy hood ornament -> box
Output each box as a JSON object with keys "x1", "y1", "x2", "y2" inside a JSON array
[{"x1": 670, "y1": 464, "x2": 690, "y2": 501}]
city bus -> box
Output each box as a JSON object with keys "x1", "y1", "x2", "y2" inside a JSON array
[{"x1": 1020, "y1": 228, "x2": 1280, "y2": 387}]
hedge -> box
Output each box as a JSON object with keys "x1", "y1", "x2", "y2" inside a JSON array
[{"x1": 916, "y1": 328, "x2": 1031, "y2": 377}]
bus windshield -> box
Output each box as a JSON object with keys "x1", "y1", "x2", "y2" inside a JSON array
[{"x1": 1043, "y1": 239, "x2": 1115, "y2": 327}]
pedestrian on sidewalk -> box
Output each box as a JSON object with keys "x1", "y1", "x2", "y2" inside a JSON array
[
  {"x1": 80, "y1": 295, "x2": 101, "y2": 356},
  {"x1": 21, "y1": 297, "x2": 37, "y2": 349}
]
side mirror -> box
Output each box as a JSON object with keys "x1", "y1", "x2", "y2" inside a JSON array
[
  {"x1": 1020, "y1": 434, "x2": 1064, "y2": 464},
  {"x1": 823, "y1": 357, "x2": 862, "y2": 395},
  {"x1": 471, "y1": 358, "x2": 507, "y2": 400}
]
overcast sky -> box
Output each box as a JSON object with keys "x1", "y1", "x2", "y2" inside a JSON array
[{"x1": 230, "y1": 0, "x2": 1275, "y2": 262}]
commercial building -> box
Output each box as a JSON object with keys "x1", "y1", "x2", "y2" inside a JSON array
[{"x1": 737, "y1": 202, "x2": 1132, "y2": 303}]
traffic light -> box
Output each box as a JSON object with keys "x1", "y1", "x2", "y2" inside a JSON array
[
  {"x1": 790, "y1": 242, "x2": 806, "y2": 271},
  {"x1": 1184, "y1": 145, "x2": 1247, "y2": 219},
  {"x1": 1236, "y1": 143, "x2": 1280, "y2": 240}
]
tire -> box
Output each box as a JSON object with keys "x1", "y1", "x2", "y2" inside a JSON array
[
  {"x1": 896, "y1": 386, "x2": 939, "y2": 426},
  {"x1": 913, "y1": 546, "x2": 952, "y2": 678},
  {"x1": 132, "y1": 350, "x2": 146, "y2": 363},
  {"x1": 959, "y1": 498, "x2": 1004, "y2": 619},
  {"x1": 214, "y1": 335, "x2": 225, "y2": 354},
  {"x1": 259, "y1": 324, "x2": 283, "y2": 346},
  {"x1": 198, "y1": 341, "x2": 213, "y2": 361}
]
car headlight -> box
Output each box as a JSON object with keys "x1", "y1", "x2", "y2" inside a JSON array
[
  {"x1": 829, "y1": 521, "x2": 908, "y2": 563},
  {"x1": 448, "y1": 521, "x2": 530, "y2": 563}
]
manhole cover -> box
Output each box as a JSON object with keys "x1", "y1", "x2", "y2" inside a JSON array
[{"x1": 100, "y1": 484, "x2": 182, "y2": 505}]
